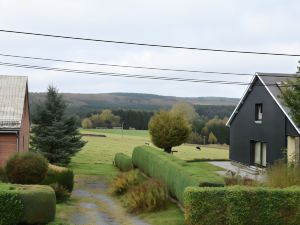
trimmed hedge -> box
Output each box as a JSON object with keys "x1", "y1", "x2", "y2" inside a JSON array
[
  {"x1": 0, "y1": 183, "x2": 56, "y2": 225},
  {"x1": 114, "y1": 153, "x2": 133, "y2": 172},
  {"x1": 19, "y1": 185, "x2": 56, "y2": 224},
  {"x1": 0, "y1": 184, "x2": 24, "y2": 225},
  {"x1": 42, "y1": 164, "x2": 74, "y2": 192},
  {"x1": 132, "y1": 146, "x2": 223, "y2": 203},
  {"x1": 184, "y1": 186, "x2": 300, "y2": 225}
]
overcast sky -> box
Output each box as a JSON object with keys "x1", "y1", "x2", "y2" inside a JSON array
[{"x1": 0, "y1": 0, "x2": 299, "y2": 98}]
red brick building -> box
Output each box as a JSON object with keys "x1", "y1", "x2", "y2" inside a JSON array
[{"x1": 0, "y1": 75, "x2": 30, "y2": 167}]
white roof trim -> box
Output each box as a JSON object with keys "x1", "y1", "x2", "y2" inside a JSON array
[
  {"x1": 227, "y1": 73, "x2": 300, "y2": 134},
  {"x1": 226, "y1": 75, "x2": 256, "y2": 126},
  {"x1": 257, "y1": 75, "x2": 300, "y2": 135}
]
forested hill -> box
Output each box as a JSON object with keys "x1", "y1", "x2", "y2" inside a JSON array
[{"x1": 29, "y1": 92, "x2": 238, "y2": 118}]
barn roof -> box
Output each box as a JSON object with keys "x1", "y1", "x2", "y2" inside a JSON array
[
  {"x1": 226, "y1": 72, "x2": 300, "y2": 134},
  {"x1": 0, "y1": 75, "x2": 28, "y2": 129}
]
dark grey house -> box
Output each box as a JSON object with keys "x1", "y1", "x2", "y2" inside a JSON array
[{"x1": 227, "y1": 73, "x2": 300, "y2": 167}]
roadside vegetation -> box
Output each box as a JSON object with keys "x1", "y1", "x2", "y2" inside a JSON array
[
  {"x1": 57, "y1": 126, "x2": 228, "y2": 225},
  {"x1": 0, "y1": 151, "x2": 71, "y2": 225}
]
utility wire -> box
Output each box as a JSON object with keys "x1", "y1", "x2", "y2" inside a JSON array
[
  {"x1": 0, "y1": 29, "x2": 299, "y2": 57},
  {"x1": 0, "y1": 61, "x2": 249, "y2": 85},
  {"x1": 0, "y1": 61, "x2": 295, "y2": 87},
  {"x1": 0, "y1": 52, "x2": 298, "y2": 79},
  {"x1": 0, "y1": 53, "x2": 253, "y2": 76}
]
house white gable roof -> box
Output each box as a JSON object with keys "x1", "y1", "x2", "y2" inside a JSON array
[
  {"x1": 0, "y1": 75, "x2": 28, "y2": 129},
  {"x1": 226, "y1": 72, "x2": 300, "y2": 135}
]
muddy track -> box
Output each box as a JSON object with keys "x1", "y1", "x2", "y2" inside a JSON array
[{"x1": 60, "y1": 176, "x2": 150, "y2": 225}]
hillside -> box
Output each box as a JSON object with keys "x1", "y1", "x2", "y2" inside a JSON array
[{"x1": 29, "y1": 92, "x2": 238, "y2": 117}]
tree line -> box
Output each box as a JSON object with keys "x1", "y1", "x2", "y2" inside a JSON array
[{"x1": 81, "y1": 102, "x2": 230, "y2": 145}]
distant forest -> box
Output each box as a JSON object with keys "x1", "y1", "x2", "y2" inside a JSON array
[
  {"x1": 82, "y1": 105, "x2": 234, "y2": 130},
  {"x1": 30, "y1": 92, "x2": 237, "y2": 131}
]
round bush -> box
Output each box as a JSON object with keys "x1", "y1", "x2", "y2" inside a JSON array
[{"x1": 6, "y1": 152, "x2": 49, "y2": 184}]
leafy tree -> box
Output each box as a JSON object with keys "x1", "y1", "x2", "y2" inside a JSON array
[
  {"x1": 99, "y1": 109, "x2": 120, "y2": 127},
  {"x1": 208, "y1": 132, "x2": 218, "y2": 144},
  {"x1": 171, "y1": 102, "x2": 199, "y2": 122},
  {"x1": 281, "y1": 78, "x2": 300, "y2": 126},
  {"x1": 30, "y1": 86, "x2": 86, "y2": 165},
  {"x1": 148, "y1": 111, "x2": 191, "y2": 153},
  {"x1": 205, "y1": 117, "x2": 229, "y2": 144},
  {"x1": 187, "y1": 132, "x2": 203, "y2": 144},
  {"x1": 201, "y1": 126, "x2": 209, "y2": 137},
  {"x1": 81, "y1": 118, "x2": 93, "y2": 129},
  {"x1": 89, "y1": 109, "x2": 120, "y2": 128},
  {"x1": 192, "y1": 119, "x2": 206, "y2": 133}
]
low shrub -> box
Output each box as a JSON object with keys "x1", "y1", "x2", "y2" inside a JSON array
[
  {"x1": 266, "y1": 160, "x2": 300, "y2": 188},
  {"x1": 42, "y1": 164, "x2": 74, "y2": 192},
  {"x1": 111, "y1": 170, "x2": 140, "y2": 195},
  {"x1": 224, "y1": 171, "x2": 260, "y2": 186},
  {"x1": 6, "y1": 152, "x2": 48, "y2": 184},
  {"x1": 18, "y1": 185, "x2": 56, "y2": 224},
  {"x1": 50, "y1": 183, "x2": 70, "y2": 203},
  {"x1": 224, "y1": 175, "x2": 259, "y2": 186},
  {"x1": 0, "y1": 183, "x2": 24, "y2": 225},
  {"x1": 132, "y1": 146, "x2": 224, "y2": 203},
  {"x1": 114, "y1": 153, "x2": 133, "y2": 172},
  {"x1": 184, "y1": 186, "x2": 300, "y2": 225},
  {"x1": 125, "y1": 179, "x2": 168, "y2": 212}
]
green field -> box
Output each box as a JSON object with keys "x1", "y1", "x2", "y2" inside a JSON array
[
  {"x1": 85, "y1": 128, "x2": 149, "y2": 137},
  {"x1": 62, "y1": 129, "x2": 228, "y2": 225}
]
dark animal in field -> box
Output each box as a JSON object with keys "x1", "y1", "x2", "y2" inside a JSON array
[
  {"x1": 145, "y1": 142, "x2": 150, "y2": 145},
  {"x1": 196, "y1": 146, "x2": 201, "y2": 150}
]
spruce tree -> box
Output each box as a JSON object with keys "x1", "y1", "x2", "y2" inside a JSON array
[{"x1": 30, "y1": 86, "x2": 85, "y2": 165}]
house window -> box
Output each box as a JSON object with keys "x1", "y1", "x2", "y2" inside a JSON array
[
  {"x1": 255, "y1": 104, "x2": 263, "y2": 122},
  {"x1": 251, "y1": 141, "x2": 267, "y2": 167}
]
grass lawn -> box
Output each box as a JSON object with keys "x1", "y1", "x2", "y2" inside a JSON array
[
  {"x1": 83, "y1": 128, "x2": 149, "y2": 137},
  {"x1": 64, "y1": 129, "x2": 228, "y2": 225}
]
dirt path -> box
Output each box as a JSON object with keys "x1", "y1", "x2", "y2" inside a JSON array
[{"x1": 58, "y1": 176, "x2": 150, "y2": 225}]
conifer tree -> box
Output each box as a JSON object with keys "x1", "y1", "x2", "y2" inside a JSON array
[{"x1": 30, "y1": 86, "x2": 85, "y2": 165}]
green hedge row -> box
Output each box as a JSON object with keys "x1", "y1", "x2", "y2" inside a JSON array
[
  {"x1": 184, "y1": 186, "x2": 300, "y2": 225},
  {"x1": 0, "y1": 184, "x2": 23, "y2": 225},
  {"x1": 114, "y1": 153, "x2": 133, "y2": 172},
  {"x1": 0, "y1": 183, "x2": 56, "y2": 225},
  {"x1": 19, "y1": 185, "x2": 56, "y2": 224},
  {"x1": 42, "y1": 164, "x2": 74, "y2": 192},
  {"x1": 132, "y1": 146, "x2": 223, "y2": 203}
]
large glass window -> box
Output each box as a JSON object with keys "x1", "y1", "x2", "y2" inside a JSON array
[{"x1": 252, "y1": 141, "x2": 267, "y2": 167}]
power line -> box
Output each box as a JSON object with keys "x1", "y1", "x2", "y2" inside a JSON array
[
  {"x1": 0, "y1": 61, "x2": 250, "y2": 85},
  {"x1": 0, "y1": 29, "x2": 299, "y2": 57},
  {"x1": 0, "y1": 52, "x2": 253, "y2": 77},
  {"x1": 0, "y1": 61, "x2": 293, "y2": 87},
  {"x1": 0, "y1": 52, "x2": 298, "y2": 78}
]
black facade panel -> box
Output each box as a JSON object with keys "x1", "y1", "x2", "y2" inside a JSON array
[
  {"x1": 230, "y1": 78, "x2": 287, "y2": 166},
  {"x1": 286, "y1": 118, "x2": 298, "y2": 136}
]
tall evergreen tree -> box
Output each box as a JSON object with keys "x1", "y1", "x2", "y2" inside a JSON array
[{"x1": 30, "y1": 86, "x2": 85, "y2": 165}]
